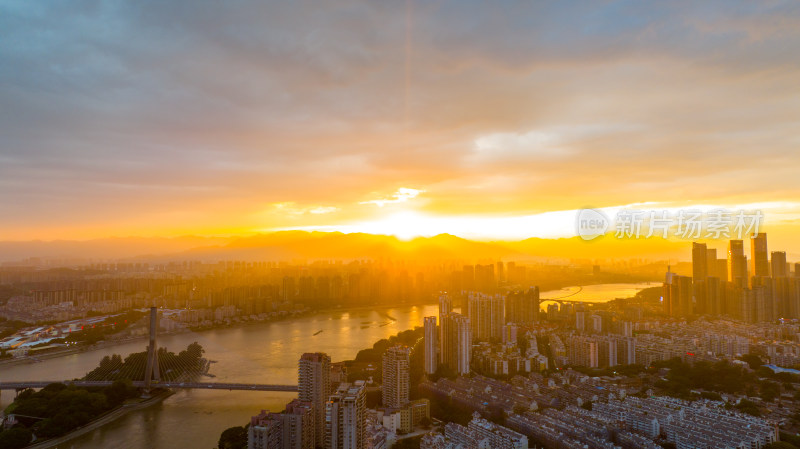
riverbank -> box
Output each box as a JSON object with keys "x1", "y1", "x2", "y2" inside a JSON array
[
  {"x1": 0, "y1": 301, "x2": 432, "y2": 368},
  {"x1": 1, "y1": 281, "x2": 655, "y2": 371},
  {"x1": 23, "y1": 390, "x2": 174, "y2": 449}
]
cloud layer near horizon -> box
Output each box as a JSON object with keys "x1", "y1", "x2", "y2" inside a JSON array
[{"x1": 1, "y1": 1, "x2": 799, "y2": 239}]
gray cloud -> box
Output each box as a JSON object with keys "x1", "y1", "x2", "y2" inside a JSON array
[{"x1": 1, "y1": 0, "x2": 799, "y2": 236}]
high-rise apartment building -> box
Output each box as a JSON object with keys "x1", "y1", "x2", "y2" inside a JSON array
[
  {"x1": 283, "y1": 400, "x2": 315, "y2": 449},
  {"x1": 751, "y1": 233, "x2": 769, "y2": 278},
  {"x1": 439, "y1": 312, "x2": 472, "y2": 375},
  {"x1": 496, "y1": 261, "x2": 505, "y2": 283},
  {"x1": 590, "y1": 314, "x2": 603, "y2": 333},
  {"x1": 617, "y1": 337, "x2": 636, "y2": 365},
  {"x1": 663, "y1": 275, "x2": 692, "y2": 317},
  {"x1": 439, "y1": 312, "x2": 454, "y2": 369},
  {"x1": 299, "y1": 352, "x2": 331, "y2": 448},
  {"x1": 247, "y1": 401, "x2": 314, "y2": 449},
  {"x1": 728, "y1": 240, "x2": 747, "y2": 287},
  {"x1": 249, "y1": 411, "x2": 284, "y2": 449},
  {"x1": 467, "y1": 293, "x2": 505, "y2": 340},
  {"x1": 474, "y1": 264, "x2": 496, "y2": 291},
  {"x1": 326, "y1": 381, "x2": 366, "y2": 449},
  {"x1": 382, "y1": 345, "x2": 410, "y2": 409},
  {"x1": 566, "y1": 335, "x2": 599, "y2": 368},
  {"x1": 438, "y1": 293, "x2": 452, "y2": 316},
  {"x1": 501, "y1": 324, "x2": 518, "y2": 346},
  {"x1": 453, "y1": 314, "x2": 472, "y2": 375},
  {"x1": 423, "y1": 316, "x2": 438, "y2": 375},
  {"x1": 772, "y1": 251, "x2": 788, "y2": 278},
  {"x1": 706, "y1": 248, "x2": 728, "y2": 280},
  {"x1": 505, "y1": 287, "x2": 540, "y2": 324},
  {"x1": 575, "y1": 306, "x2": 585, "y2": 332},
  {"x1": 692, "y1": 242, "x2": 708, "y2": 282}
]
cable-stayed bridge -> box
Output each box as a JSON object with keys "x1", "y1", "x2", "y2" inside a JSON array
[{"x1": 0, "y1": 308, "x2": 297, "y2": 393}]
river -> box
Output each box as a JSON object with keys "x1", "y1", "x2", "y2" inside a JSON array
[{"x1": 0, "y1": 283, "x2": 651, "y2": 448}]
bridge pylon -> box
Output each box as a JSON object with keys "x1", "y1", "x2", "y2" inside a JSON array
[{"x1": 143, "y1": 307, "x2": 160, "y2": 391}]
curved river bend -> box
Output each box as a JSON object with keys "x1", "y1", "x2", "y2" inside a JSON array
[{"x1": 0, "y1": 283, "x2": 649, "y2": 448}]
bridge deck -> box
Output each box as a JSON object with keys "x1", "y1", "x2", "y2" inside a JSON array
[{"x1": 0, "y1": 381, "x2": 298, "y2": 392}]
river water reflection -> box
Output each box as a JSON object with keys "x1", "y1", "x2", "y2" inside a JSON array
[{"x1": 0, "y1": 283, "x2": 650, "y2": 448}]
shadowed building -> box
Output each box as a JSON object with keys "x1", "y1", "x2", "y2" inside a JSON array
[
  {"x1": 692, "y1": 242, "x2": 708, "y2": 283},
  {"x1": 382, "y1": 345, "x2": 410, "y2": 409},
  {"x1": 326, "y1": 381, "x2": 366, "y2": 449},
  {"x1": 423, "y1": 316, "x2": 438, "y2": 375},
  {"x1": 299, "y1": 352, "x2": 331, "y2": 449},
  {"x1": 505, "y1": 287, "x2": 540, "y2": 325},
  {"x1": 751, "y1": 233, "x2": 769, "y2": 279},
  {"x1": 728, "y1": 240, "x2": 748, "y2": 288},
  {"x1": 772, "y1": 251, "x2": 788, "y2": 278},
  {"x1": 664, "y1": 275, "x2": 692, "y2": 317}
]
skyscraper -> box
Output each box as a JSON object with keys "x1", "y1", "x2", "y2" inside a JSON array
[
  {"x1": 439, "y1": 311, "x2": 455, "y2": 368},
  {"x1": 703, "y1": 276, "x2": 722, "y2": 316},
  {"x1": 466, "y1": 292, "x2": 505, "y2": 340},
  {"x1": 284, "y1": 400, "x2": 315, "y2": 449},
  {"x1": 423, "y1": 316, "x2": 438, "y2": 375},
  {"x1": 382, "y1": 345, "x2": 410, "y2": 409},
  {"x1": 566, "y1": 335, "x2": 599, "y2": 368},
  {"x1": 692, "y1": 242, "x2": 708, "y2": 282},
  {"x1": 299, "y1": 352, "x2": 331, "y2": 449},
  {"x1": 663, "y1": 275, "x2": 692, "y2": 317},
  {"x1": 454, "y1": 314, "x2": 472, "y2": 375},
  {"x1": 772, "y1": 251, "x2": 788, "y2": 278},
  {"x1": 707, "y1": 248, "x2": 728, "y2": 280},
  {"x1": 751, "y1": 233, "x2": 769, "y2": 278},
  {"x1": 496, "y1": 261, "x2": 505, "y2": 283},
  {"x1": 439, "y1": 312, "x2": 472, "y2": 375},
  {"x1": 505, "y1": 287, "x2": 540, "y2": 324},
  {"x1": 575, "y1": 306, "x2": 586, "y2": 332},
  {"x1": 438, "y1": 293, "x2": 452, "y2": 316},
  {"x1": 326, "y1": 381, "x2": 366, "y2": 449},
  {"x1": 728, "y1": 240, "x2": 747, "y2": 287}
]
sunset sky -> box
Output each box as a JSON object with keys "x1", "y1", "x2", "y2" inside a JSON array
[{"x1": 2, "y1": 1, "x2": 800, "y2": 247}]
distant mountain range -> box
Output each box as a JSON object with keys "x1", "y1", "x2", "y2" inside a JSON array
[{"x1": 0, "y1": 231, "x2": 691, "y2": 264}]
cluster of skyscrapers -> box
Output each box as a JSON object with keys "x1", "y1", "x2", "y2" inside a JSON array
[
  {"x1": 249, "y1": 343, "x2": 426, "y2": 449},
  {"x1": 423, "y1": 289, "x2": 540, "y2": 377},
  {"x1": 665, "y1": 233, "x2": 800, "y2": 322},
  {"x1": 248, "y1": 352, "x2": 367, "y2": 449}
]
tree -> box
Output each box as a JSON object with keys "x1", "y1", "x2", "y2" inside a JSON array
[
  {"x1": 512, "y1": 404, "x2": 529, "y2": 415},
  {"x1": 0, "y1": 428, "x2": 33, "y2": 449},
  {"x1": 105, "y1": 379, "x2": 137, "y2": 406},
  {"x1": 735, "y1": 399, "x2": 761, "y2": 417},
  {"x1": 763, "y1": 442, "x2": 797, "y2": 449},
  {"x1": 759, "y1": 380, "x2": 780, "y2": 403},
  {"x1": 780, "y1": 433, "x2": 800, "y2": 447},
  {"x1": 394, "y1": 437, "x2": 422, "y2": 449},
  {"x1": 739, "y1": 354, "x2": 763, "y2": 370},
  {"x1": 218, "y1": 426, "x2": 247, "y2": 449}
]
